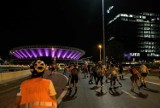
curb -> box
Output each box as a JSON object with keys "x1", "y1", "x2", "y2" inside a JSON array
[
  {"x1": 57, "y1": 86, "x2": 68, "y2": 104},
  {"x1": 56, "y1": 74, "x2": 69, "y2": 105}
]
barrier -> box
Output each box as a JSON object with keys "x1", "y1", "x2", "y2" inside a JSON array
[{"x1": 0, "y1": 70, "x2": 31, "y2": 84}]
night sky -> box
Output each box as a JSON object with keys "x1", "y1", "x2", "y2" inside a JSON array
[
  {"x1": 0, "y1": 0, "x2": 160, "y2": 61},
  {"x1": 0, "y1": 0, "x2": 103, "y2": 60}
]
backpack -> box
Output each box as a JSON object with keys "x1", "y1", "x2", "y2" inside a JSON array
[{"x1": 131, "y1": 68, "x2": 138, "y2": 75}]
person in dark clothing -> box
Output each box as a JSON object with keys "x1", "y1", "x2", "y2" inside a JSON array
[
  {"x1": 118, "y1": 64, "x2": 124, "y2": 80},
  {"x1": 68, "y1": 64, "x2": 79, "y2": 95},
  {"x1": 92, "y1": 64, "x2": 98, "y2": 84},
  {"x1": 50, "y1": 63, "x2": 57, "y2": 75},
  {"x1": 88, "y1": 64, "x2": 97, "y2": 84},
  {"x1": 96, "y1": 61, "x2": 105, "y2": 87}
]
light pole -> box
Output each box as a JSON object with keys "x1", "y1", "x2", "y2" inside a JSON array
[
  {"x1": 98, "y1": 44, "x2": 102, "y2": 61},
  {"x1": 102, "y1": 0, "x2": 106, "y2": 65}
]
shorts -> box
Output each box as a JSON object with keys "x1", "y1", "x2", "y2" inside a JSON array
[
  {"x1": 130, "y1": 74, "x2": 139, "y2": 81},
  {"x1": 111, "y1": 74, "x2": 117, "y2": 80},
  {"x1": 71, "y1": 74, "x2": 78, "y2": 84},
  {"x1": 141, "y1": 73, "x2": 148, "y2": 77}
]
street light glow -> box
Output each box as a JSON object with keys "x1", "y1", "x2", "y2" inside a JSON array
[
  {"x1": 98, "y1": 44, "x2": 102, "y2": 61},
  {"x1": 98, "y1": 44, "x2": 102, "y2": 49}
]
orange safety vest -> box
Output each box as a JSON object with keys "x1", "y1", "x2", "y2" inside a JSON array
[{"x1": 20, "y1": 78, "x2": 57, "y2": 108}]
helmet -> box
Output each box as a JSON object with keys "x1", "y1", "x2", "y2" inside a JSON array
[
  {"x1": 34, "y1": 60, "x2": 46, "y2": 73},
  {"x1": 30, "y1": 60, "x2": 46, "y2": 78}
]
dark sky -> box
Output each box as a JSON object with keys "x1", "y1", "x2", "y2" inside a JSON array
[
  {"x1": 0, "y1": 0, "x2": 160, "y2": 60},
  {"x1": 0, "y1": 0, "x2": 103, "y2": 60}
]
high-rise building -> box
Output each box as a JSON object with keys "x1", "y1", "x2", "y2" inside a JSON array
[{"x1": 105, "y1": 0, "x2": 160, "y2": 62}]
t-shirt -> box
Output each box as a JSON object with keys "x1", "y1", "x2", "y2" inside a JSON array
[
  {"x1": 130, "y1": 68, "x2": 138, "y2": 75},
  {"x1": 71, "y1": 68, "x2": 79, "y2": 75}
]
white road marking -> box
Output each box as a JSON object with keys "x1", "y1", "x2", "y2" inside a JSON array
[
  {"x1": 57, "y1": 87, "x2": 68, "y2": 104},
  {"x1": 125, "y1": 76, "x2": 160, "y2": 86},
  {"x1": 146, "y1": 81, "x2": 160, "y2": 86},
  {"x1": 121, "y1": 89, "x2": 136, "y2": 99}
]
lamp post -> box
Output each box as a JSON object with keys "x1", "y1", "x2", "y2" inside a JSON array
[
  {"x1": 102, "y1": 0, "x2": 106, "y2": 65},
  {"x1": 98, "y1": 44, "x2": 102, "y2": 61}
]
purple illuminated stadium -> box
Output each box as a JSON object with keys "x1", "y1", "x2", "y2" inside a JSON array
[{"x1": 10, "y1": 45, "x2": 85, "y2": 60}]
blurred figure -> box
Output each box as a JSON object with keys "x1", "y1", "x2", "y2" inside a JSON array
[
  {"x1": 95, "y1": 61, "x2": 105, "y2": 87},
  {"x1": 12, "y1": 59, "x2": 57, "y2": 108},
  {"x1": 129, "y1": 65, "x2": 140, "y2": 92},
  {"x1": 104, "y1": 68, "x2": 110, "y2": 83},
  {"x1": 108, "y1": 64, "x2": 122, "y2": 89},
  {"x1": 118, "y1": 64, "x2": 124, "y2": 80},
  {"x1": 82, "y1": 64, "x2": 89, "y2": 78},
  {"x1": 88, "y1": 64, "x2": 94, "y2": 84},
  {"x1": 63, "y1": 64, "x2": 68, "y2": 76},
  {"x1": 50, "y1": 63, "x2": 57, "y2": 75},
  {"x1": 68, "y1": 64, "x2": 79, "y2": 95},
  {"x1": 139, "y1": 64, "x2": 149, "y2": 88},
  {"x1": 92, "y1": 63, "x2": 98, "y2": 84}
]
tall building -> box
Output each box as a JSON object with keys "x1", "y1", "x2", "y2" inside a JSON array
[{"x1": 105, "y1": 0, "x2": 160, "y2": 62}]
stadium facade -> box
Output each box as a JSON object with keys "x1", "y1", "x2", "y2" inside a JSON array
[{"x1": 9, "y1": 45, "x2": 85, "y2": 64}]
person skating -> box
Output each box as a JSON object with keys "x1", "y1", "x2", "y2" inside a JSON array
[
  {"x1": 92, "y1": 63, "x2": 98, "y2": 84},
  {"x1": 95, "y1": 61, "x2": 105, "y2": 88},
  {"x1": 88, "y1": 65, "x2": 94, "y2": 84},
  {"x1": 118, "y1": 64, "x2": 124, "y2": 80},
  {"x1": 129, "y1": 65, "x2": 140, "y2": 92},
  {"x1": 108, "y1": 64, "x2": 122, "y2": 90},
  {"x1": 12, "y1": 59, "x2": 57, "y2": 108},
  {"x1": 139, "y1": 64, "x2": 149, "y2": 88},
  {"x1": 68, "y1": 64, "x2": 79, "y2": 96}
]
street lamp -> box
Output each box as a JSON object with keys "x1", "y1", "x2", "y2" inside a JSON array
[
  {"x1": 102, "y1": 0, "x2": 106, "y2": 65},
  {"x1": 98, "y1": 44, "x2": 102, "y2": 61}
]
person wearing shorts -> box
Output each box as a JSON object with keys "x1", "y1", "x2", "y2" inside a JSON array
[{"x1": 139, "y1": 64, "x2": 149, "y2": 88}]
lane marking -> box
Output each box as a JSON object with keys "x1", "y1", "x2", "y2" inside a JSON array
[
  {"x1": 57, "y1": 87, "x2": 68, "y2": 104},
  {"x1": 121, "y1": 89, "x2": 136, "y2": 99},
  {"x1": 146, "y1": 81, "x2": 160, "y2": 86},
  {"x1": 125, "y1": 76, "x2": 160, "y2": 86}
]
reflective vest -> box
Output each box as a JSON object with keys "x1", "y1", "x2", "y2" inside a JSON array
[{"x1": 20, "y1": 78, "x2": 57, "y2": 108}]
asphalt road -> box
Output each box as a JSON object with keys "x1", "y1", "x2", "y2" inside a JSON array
[
  {"x1": 0, "y1": 70, "x2": 160, "y2": 108},
  {"x1": 58, "y1": 73, "x2": 160, "y2": 108}
]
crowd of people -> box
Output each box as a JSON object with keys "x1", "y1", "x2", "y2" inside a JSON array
[
  {"x1": 12, "y1": 58, "x2": 151, "y2": 108},
  {"x1": 77, "y1": 61, "x2": 150, "y2": 92}
]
